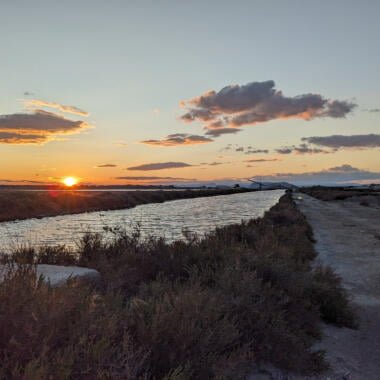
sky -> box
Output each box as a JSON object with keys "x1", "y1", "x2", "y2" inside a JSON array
[{"x1": 1, "y1": 0, "x2": 379, "y2": 186}]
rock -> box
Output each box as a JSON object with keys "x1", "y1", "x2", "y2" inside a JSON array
[
  {"x1": 0, "y1": 264, "x2": 101, "y2": 287},
  {"x1": 36, "y1": 265, "x2": 101, "y2": 286}
]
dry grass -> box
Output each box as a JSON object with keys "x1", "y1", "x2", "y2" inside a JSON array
[
  {"x1": 301, "y1": 186, "x2": 380, "y2": 201},
  {"x1": 0, "y1": 193, "x2": 356, "y2": 379}
]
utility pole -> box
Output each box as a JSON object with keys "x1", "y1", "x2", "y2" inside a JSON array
[{"x1": 247, "y1": 178, "x2": 262, "y2": 190}]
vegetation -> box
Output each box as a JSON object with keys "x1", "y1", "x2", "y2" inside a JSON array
[
  {"x1": 301, "y1": 186, "x2": 380, "y2": 201},
  {"x1": 0, "y1": 188, "x2": 251, "y2": 222},
  {"x1": 0, "y1": 193, "x2": 356, "y2": 379}
]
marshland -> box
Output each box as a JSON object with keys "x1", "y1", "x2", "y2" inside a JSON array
[
  {"x1": 2, "y1": 1, "x2": 380, "y2": 378},
  {"x1": 0, "y1": 191, "x2": 357, "y2": 379}
]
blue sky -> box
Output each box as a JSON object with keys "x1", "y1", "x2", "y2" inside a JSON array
[{"x1": 0, "y1": 0, "x2": 379, "y2": 185}]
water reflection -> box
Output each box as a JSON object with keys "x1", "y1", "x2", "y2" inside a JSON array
[{"x1": 0, "y1": 190, "x2": 284, "y2": 251}]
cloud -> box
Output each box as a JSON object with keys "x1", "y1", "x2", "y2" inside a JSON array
[
  {"x1": 221, "y1": 144, "x2": 269, "y2": 154},
  {"x1": 127, "y1": 162, "x2": 193, "y2": 171},
  {"x1": 220, "y1": 144, "x2": 234, "y2": 152},
  {"x1": 292, "y1": 144, "x2": 330, "y2": 154},
  {"x1": 275, "y1": 143, "x2": 331, "y2": 155},
  {"x1": 329, "y1": 164, "x2": 361, "y2": 172},
  {"x1": 245, "y1": 158, "x2": 279, "y2": 162},
  {"x1": 115, "y1": 140, "x2": 128, "y2": 147},
  {"x1": 302, "y1": 134, "x2": 380, "y2": 149},
  {"x1": 25, "y1": 99, "x2": 89, "y2": 117},
  {"x1": 115, "y1": 176, "x2": 196, "y2": 181},
  {"x1": 181, "y1": 80, "x2": 356, "y2": 132},
  {"x1": 96, "y1": 164, "x2": 117, "y2": 168},
  {"x1": 245, "y1": 148, "x2": 269, "y2": 155},
  {"x1": 204, "y1": 127, "x2": 242, "y2": 137},
  {"x1": 0, "y1": 178, "x2": 48, "y2": 184},
  {"x1": 251, "y1": 164, "x2": 380, "y2": 185},
  {"x1": 200, "y1": 161, "x2": 228, "y2": 166},
  {"x1": 0, "y1": 131, "x2": 47, "y2": 144},
  {"x1": 275, "y1": 147, "x2": 293, "y2": 154},
  {"x1": 141, "y1": 133, "x2": 213, "y2": 146},
  {"x1": 0, "y1": 110, "x2": 90, "y2": 144}
]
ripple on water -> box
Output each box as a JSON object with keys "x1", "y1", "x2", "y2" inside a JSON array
[{"x1": 0, "y1": 190, "x2": 284, "y2": 252}]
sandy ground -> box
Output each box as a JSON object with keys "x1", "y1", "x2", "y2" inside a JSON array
[{"x1": 292, "y1": 193, "x2": 380, "y2": 380}]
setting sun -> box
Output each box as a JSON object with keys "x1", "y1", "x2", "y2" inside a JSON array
[{"x1": 62, "y1": 176, "x2": 78, "y2": 187}]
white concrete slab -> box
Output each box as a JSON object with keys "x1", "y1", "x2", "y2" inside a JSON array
[{"x1": 0, "y1": 264, "x2": 100, "y2": 286}]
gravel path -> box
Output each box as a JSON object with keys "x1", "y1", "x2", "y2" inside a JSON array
[{"x1": 294, "y1": 193, "x2": 380, "y2": 380}]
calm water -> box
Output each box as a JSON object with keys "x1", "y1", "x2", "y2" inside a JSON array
[{"x1": 0, "y1": 190, "x2": 284, "y2": 252}]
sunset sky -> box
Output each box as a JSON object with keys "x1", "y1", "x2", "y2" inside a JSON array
[{"x1": 1, "y1": 0, "x2": 379, "y2": 186}]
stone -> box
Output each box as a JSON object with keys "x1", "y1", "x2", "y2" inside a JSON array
[{"x1": 0, "y1": 264, "x2": 100, "y2": 287}]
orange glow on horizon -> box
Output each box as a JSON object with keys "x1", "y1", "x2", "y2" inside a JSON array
[{"x1": 62, "y1": 176, "x2": 78, "y2": 187}]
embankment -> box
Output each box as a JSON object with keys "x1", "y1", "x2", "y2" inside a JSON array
[{"x1": 0, "y1": 193, "x2": 355, "y2": 379}]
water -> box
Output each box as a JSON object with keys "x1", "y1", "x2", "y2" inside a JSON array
[
  {"x1": 7, "y1": 188, "x2": 198, "y2": 192},
  {"x1": 0, "y1": 190, "x2": 284, "y2": 251}
]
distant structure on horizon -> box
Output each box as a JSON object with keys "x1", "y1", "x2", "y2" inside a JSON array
[{"x1": 247, "y1": 179, "x2": 298, "y2": 190}]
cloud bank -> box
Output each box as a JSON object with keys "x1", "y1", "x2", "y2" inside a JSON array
[
  {"x1": 181, "y1": 80, "x2": 356, "y2": 135},
  {"x1": 141, "y1": 133, "x2": 212, "y2": 146},
  {"x1": 276, "y1": 143, "x2": 331, "y2": 155},
  {"x1": 0, "y1": 110, "x2": 90, "y2": 144},
  {"x1": 127, "y1": 162, "x2": 193, "y2": 171},
  {"x1": 302, "y1": 134, "x2": 380, "y2": 149},
  {"x1": 251, "y1": 165, "x2": 380, "y2": 185},
  {"x1": 0, "y1": 178, "x2": 48, "y2": 184}
]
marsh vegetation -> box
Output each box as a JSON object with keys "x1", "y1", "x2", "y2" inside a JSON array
[
  {"x1": 0, "y1": 194, "x2": 356, "y2": 379},
  {"x1": 301, "y1": 186, "x2": 380, "y2": 202}
]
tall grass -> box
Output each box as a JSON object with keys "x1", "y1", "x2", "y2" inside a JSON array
[{"x1": 0, "y1": 193, "x2": 356, "y2": 379}]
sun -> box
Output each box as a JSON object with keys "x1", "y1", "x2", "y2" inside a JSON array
[{"x1": 62, "y1": 176, "x2": 78, "y2": 187}]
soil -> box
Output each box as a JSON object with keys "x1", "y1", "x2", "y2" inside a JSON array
[{"x1": 293, "y1": 193, "x2": 380, "y2": 380}]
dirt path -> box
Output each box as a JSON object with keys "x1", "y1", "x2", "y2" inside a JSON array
[{"x1": 294, "y1": 193, "x2": 380, "y2": 380}]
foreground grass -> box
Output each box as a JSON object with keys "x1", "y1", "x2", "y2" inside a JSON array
[
  {"x1": 0, "y1": 188, "x2": 251, "y2": 222},
  {"x1": 0, "y1": 193, "x2": 356, "y2": 379}
]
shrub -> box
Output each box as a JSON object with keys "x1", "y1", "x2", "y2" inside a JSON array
[
  {"x1": 0, "y1": 265, "x2": 148, "y2": 379},
  {"x1": 0, "y1": 193, "x2": 356, "y2": 378},
  {"x1": 308, "y1": 266, "x2": 357, "y2": 328}
]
